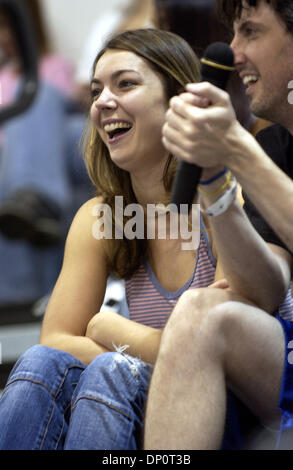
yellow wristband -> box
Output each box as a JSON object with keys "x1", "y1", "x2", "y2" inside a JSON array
[{"x1": 198, "y1": 171, "x2": 232, "y2": 198}]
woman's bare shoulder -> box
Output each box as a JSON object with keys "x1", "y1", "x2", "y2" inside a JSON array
[
  {"x1": 75, "y1": 196, "x2": 104, "y2": 218},
  {"x1": 64, "y1": 196, "x2": 107, "y2": 255}
]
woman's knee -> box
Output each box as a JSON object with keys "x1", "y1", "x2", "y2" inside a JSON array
[
  {"x1": 7, "y1": 344, "x2": 84, "y2": 385},
  {"x1": 79, "y1": 352, "x2": 149, "y2": 387},
  {"x1": 9, "y1": 345, "x2": 58, "y2": 376},
  {"x1": 72, "y1": 352, "x2": 151, "y2": 411}
]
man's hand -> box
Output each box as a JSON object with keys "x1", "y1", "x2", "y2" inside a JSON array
[
  {"x1": 162, "y1": 82, "x2": 244, "y2": 170},
  {"x1": 208, "y1": 278, "x2": 230, "y2": 290}
]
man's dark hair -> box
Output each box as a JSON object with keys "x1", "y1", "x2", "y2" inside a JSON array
[{"x1": 217, "y1": 0, "x2": 293, "y2": 34}]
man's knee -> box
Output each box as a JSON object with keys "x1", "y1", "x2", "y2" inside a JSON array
[
  {"x1": 163, "y1": 289, "x2": 224, "y2": 339},
  {"x1": 160, "y1": 291, "x2": 243, "y2": 361}
]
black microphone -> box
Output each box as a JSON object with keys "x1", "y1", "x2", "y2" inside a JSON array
[{"x1": 170, "y1": 42, "x2": 235, "y2": 212}]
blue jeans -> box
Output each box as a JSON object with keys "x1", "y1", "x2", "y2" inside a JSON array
[
  {"x1": 0, "y1": 345, "x2": 257, "y2": 450},
  {"x1": 0, "y1": 345, "x2": 151, "y2": 450}
]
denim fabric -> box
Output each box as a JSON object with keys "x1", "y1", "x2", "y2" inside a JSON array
[
  {"x1": 275, "y1": 315, "x2": 293, "y2": 449},
  {"x1": 0, "y1": 345, "x2": 151, "y2": 450},
  {"x1": 0, "y1": 344, "x2": 257, "y2": 450},
  {"x1": 65, "y1": 351, "x2": 151, "y2": 450},
  {"x1": 0, "y1": 345, "x2": 86, "y2": 449}
]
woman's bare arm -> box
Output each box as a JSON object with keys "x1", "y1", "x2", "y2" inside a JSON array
[{"x1": 39, "y1": 198, "x2": 110, "y2": 365}]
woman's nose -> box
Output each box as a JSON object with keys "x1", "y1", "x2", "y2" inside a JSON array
[{"x1": 95, "y1": 88, "x2": 117, "y2": 109}]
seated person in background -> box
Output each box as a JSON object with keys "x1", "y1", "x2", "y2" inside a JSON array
[
  {"x1": 144, "y1": 0, "x2": 293, "y2": 450},
  {"x1": 0, "y1": 0, "x2": 78, "y2": 246},
  {"x1": 0, "y1": 0, "x2": 92, "y2": 306}
]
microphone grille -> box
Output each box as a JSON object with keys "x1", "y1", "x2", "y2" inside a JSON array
[{"x1": 203, "y1": 42, "x2": 234, "y2": 68}]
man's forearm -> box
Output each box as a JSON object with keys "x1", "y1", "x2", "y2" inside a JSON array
[
  {"x1": 227, "y1": 139, "x2": 293, "y2": 254},
  {"x1": 201, "y1": 197, "x2": 289, "y2": 312}
]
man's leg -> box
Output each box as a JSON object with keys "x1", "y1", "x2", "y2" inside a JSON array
[{"x1": 144, "y1": 288, "x2": 285, "y2": 450}]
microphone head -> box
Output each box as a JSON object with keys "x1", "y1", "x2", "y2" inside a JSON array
[
  {"x1": 200, "y1": 42, "x2": 234, "y2": 90},
  {"x1": 203, "y1": 42, "x2": 234, "y2": 68}
]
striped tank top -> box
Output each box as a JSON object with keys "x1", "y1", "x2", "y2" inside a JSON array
[
  {"x1": 125, "y1": 227, "x2": 293, "y2": 328},
  {"x1": 125, "y1": 228, "x2": 216, "y2": 329}
]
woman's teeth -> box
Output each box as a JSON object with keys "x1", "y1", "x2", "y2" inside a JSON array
[{"x1": 104, "y1": 122, "x2": 132, "y2": 138}]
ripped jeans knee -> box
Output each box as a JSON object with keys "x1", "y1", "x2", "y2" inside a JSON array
[
  {"x1": 65, "y1": 352, "x2": 153, "y2": 450},
  {"x1": 73, "y1": 352, "x2": 152, "y2": 409}
]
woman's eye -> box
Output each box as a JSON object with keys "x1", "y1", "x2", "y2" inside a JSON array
[
  {"x1": 91, "y1": 88, "x2": 102, "y2": 100},
  {"x1": 119, "y1": 80, "x2": 136, "y2": 89}
]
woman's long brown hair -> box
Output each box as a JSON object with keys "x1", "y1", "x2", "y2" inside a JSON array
[{"x1": 83, "y1": 28, "x2": 200, "y2": 279}]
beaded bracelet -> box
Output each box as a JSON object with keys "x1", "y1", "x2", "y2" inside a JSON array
[
  {"x1": 203, "y1": 176, "x2": 237, "y2": 217},
  {"x1": 199, "y1": 167, "x2": 228, "y2": 185},
  {"x1": 198, "y1": 171, "x2": 231, "y2": 198}
]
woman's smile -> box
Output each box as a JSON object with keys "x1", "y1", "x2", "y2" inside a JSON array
[
  {"x1": 102, "y1": 119, "x2": 133, "y2": 145},
  {"x1": 90, "y1": 49, "x2": 169, "y2": 171}
]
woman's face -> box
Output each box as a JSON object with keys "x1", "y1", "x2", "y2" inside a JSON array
[{"x1": 90, "y1": 49, "x2": 169, "y2": 173}]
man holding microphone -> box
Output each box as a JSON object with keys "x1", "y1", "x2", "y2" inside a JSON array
[{"x1": 145, "y1": 0, "x2": 293, "y2": 450}]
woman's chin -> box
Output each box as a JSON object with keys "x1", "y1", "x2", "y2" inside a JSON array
[{"x1": 109, "y1": 154, "x2": 134, "y2": 173}]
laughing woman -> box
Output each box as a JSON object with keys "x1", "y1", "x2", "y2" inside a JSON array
[{"x1": 0, "y1": 28, "x2": 289, "y2": 450}]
